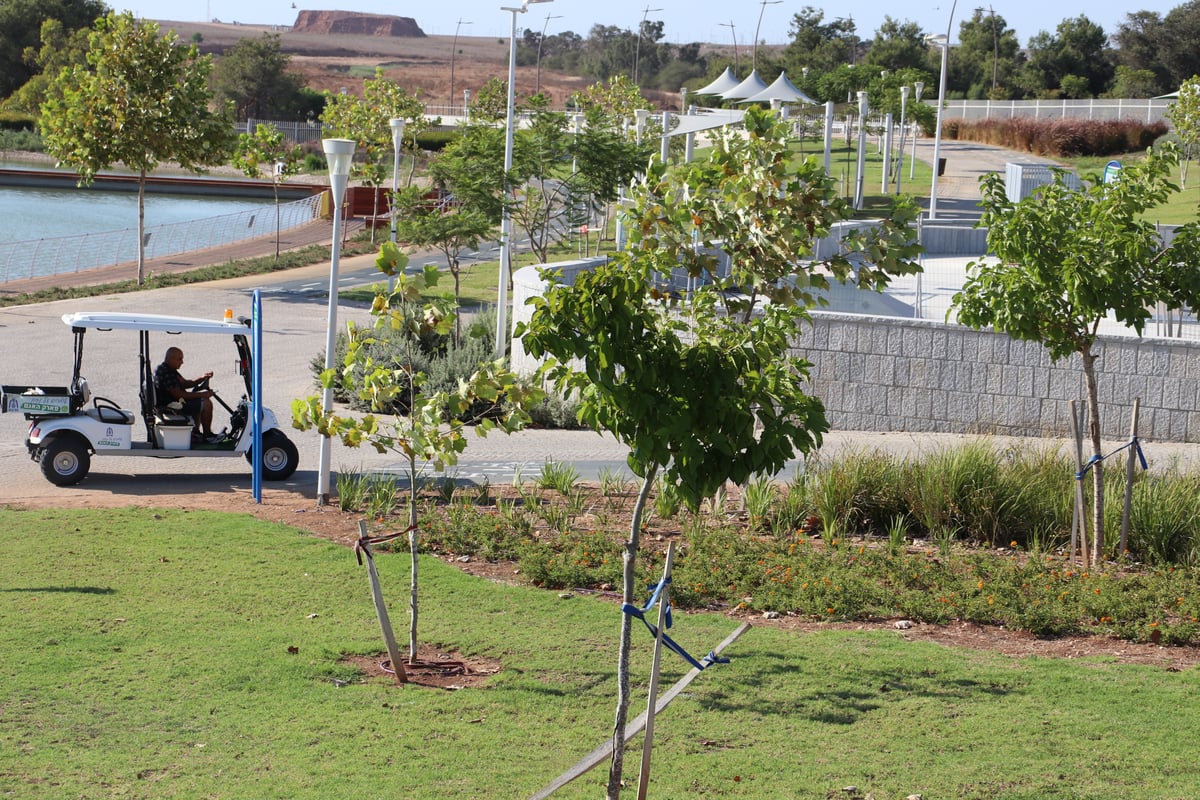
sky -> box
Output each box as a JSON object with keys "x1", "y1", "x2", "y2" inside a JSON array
[{"x1": 120, "y1": 0, "x2": 1186, "y2": 49}]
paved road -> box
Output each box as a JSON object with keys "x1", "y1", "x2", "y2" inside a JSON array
[{"x1": 4, "y1": 139, "x2": 1184, "y2": 506}]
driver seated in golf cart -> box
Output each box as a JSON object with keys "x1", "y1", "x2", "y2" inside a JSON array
[{"x1": 153, "y1": 346, "x2": 219, "y2": 444}]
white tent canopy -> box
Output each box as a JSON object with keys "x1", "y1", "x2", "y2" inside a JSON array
[
  {"x1": 694, "y1": 66, "x2": 741, "y2": 96},
  {"x1": 720, "y1": 69, "x2": 769, "y2": 100},
  {"x1": 740, "y1": 71, "x2": 817, "y2": 105}
]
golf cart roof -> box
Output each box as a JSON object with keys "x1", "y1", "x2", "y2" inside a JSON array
[{"x1": 62, "y1": 311, "x2": 251, "y2": 335}]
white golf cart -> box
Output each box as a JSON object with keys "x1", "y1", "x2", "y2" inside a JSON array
[{"x1": 2, "y1": 310, "x2": 299, "y2": 486}]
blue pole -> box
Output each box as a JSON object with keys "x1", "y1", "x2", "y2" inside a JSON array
[{"x1": 252, "y1": 289, "x2": 263, "y2": 502}]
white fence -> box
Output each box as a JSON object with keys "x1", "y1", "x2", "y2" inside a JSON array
[
  {"x1": 937, "y1": 98, "x2": 1174, "y2": 126},
  {"x1": 0, "y1": 194, "x2": 324, "y2": 284}
]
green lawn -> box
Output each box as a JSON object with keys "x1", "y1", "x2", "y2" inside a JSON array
[{"x1": 4, "y1": 506, "x2": 1200, "y2": 799}]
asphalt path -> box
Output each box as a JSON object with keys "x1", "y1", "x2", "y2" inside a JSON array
[
  {"x1": 4, "y1": 139, "x2": 1187, "y2": 506},
  {"x1": 0, "y1": 259, "x2": 1038, "y2": 506}
]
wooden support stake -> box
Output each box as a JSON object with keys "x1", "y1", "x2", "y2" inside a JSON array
[
  {"x1": 529, "y1": 621, "x2": 751, "y2": 800},
  {"x1": 637, "y1": 543, "x2": 676, "y2": 800},
  {"x1": 1120, "y1": 398, "x2": 1140, "y2": 558},
  {"x1": 357, "y1": 520, "x2": 408, "y2": 685}
]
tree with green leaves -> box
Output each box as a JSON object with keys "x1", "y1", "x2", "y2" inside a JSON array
[
  {"x1": 39, "y1": 12, "x2": 232, "y2": 285},
  {"x1": 321, "y1": 70, "x2": 430, "y2": 243},
  {"x1": 232, "y1": 122, "x2": 304, "y2": 260},
  {"x1": 293, "y1": 254, "x2": 542, "y2": 666},
  {"x1": 0, "y1": 0, "x2": 105, "y2": 101},
  {"x1": 952, "y1": 145, "x2": 1200, "y2": 565},
  {"x1": 1168, "y1": 77, "x2": 1200, "y2": 190},
  {"x1": 2, "y1": 18, "x2": 90, "y2": 113},
  {"x1": 954, "y1": 8, "x2": 1023, "y2": 99},
  {"x1": 517, "y1": 108, "x2": 920, "y2": 797},
  {"x1": 210, "y1": 33, "x2": 306, "y2": 121}
]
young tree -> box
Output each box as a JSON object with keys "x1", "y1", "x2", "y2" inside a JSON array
[
  {"x1": 40, "y1": 12, "x2": 232, "y2": 285},
  {"x1": 293, "y1": 253, "x2": 542, "y2": 666},
  {"x1": 232, "y1": 122, "x2": 304, "y2": 260},
  {"x1": 518, "y1": 108, "x2": 920, "y2": 797},
  {"x1": 1168, "y1": 77, "x2": 1200, "y2": 190},
  {"x1": 952, "y1": 146, "x2": 1200, "y2": 565},
  {"x1": 321, "y1": 70, "x2": 430, "y2": 243}
]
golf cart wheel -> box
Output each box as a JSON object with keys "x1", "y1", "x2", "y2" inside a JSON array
[
  {"x1": 246, "y1": 430, "x2": 299, "y2": 481},
  {"x1": 40, "y1": 436, "x2": 91, "y2": 486}
]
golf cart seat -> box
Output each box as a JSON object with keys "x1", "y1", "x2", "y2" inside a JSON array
[{"x1": 142, "y1": 373, "x2": 192, "y2": 428}]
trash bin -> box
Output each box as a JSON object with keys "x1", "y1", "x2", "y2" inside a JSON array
[{"x1": 937, "y1": 157, "x2": 946, "y2": 177}]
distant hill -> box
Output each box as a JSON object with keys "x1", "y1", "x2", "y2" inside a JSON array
[{"x1": 291, "y1": 10, "x2": 425, "y2": 38}]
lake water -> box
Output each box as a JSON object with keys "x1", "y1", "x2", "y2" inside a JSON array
[{"x1": 0, "y1": 185, "x2": 272, "y2": 243}]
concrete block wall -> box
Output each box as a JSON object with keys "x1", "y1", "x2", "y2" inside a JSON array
[
  {"x1": 511, "y1": 264, "x2": 1200, "y2": 445},
  {"x1": 800, "y1": 312, "x2": 1200, "y2": 443}
]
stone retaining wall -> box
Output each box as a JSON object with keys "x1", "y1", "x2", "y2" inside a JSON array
[
  {"x1": 801, "y1": 313, "x2": 1200, "y2": 443},
  {"x1": 512, "y1": 264, "x2": 1200, "y2": 444}
]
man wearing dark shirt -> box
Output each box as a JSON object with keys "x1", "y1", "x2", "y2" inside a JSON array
[{"x1": 154, "y1": 346, "x2": 218, "y2": 442}]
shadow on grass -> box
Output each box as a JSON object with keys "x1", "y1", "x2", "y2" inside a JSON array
[{"x1": 0, "y1": 585, "x2": 116, "y2": 594}]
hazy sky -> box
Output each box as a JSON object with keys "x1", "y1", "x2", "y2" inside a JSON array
[{"x1": 120, "y1": 0, "x2": 1184, "y2": 48}]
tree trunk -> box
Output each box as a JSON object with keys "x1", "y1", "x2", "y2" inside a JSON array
[
  {"x1": 137, "y1": 169, "x2": 147, "y2": 285},
  {"x1": 273, "y1": 181, "x2": 281, "y2": 261},
  {"x1": 1081, "y1": 348, "x2": 1104, "y2": 565},
  {"x1": 407, "y1": 447, "x2": 420, "y2": 663},
  {"x1": 607, "y1": 466, "x2": 658, "y2": 800}
]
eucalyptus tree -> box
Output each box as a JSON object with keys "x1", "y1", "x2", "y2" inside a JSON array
[
  {"x1": 518, "y1": 108, "x2": 921, "y2": 797},
  {"x1": 40, "y1": 12, "x2": 232, "y2": 285},
  {"x1": 952, "y1": 146, "x2": 1200, "y2": 564}
]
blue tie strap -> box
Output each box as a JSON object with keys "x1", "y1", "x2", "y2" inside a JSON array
[
  {"x1": 1075, "y1": 435, "x2": 1147, "y2": 481},
  {"x1": 622, "y1": 579, "x2": 730, "y2": 671}
]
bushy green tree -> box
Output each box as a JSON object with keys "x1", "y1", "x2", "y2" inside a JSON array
[
  {"x1": 518, "y1": 108, "x2": 920, "y2": 797},
  {"x1": 0, "y1": 0, "x2": 105, "y2": 101},
  {"x1": 952, "y1": 145, "x2": 1200, "y2": 564},
  {"x1": 210, "y1": 33, "x2": 305, "y2": 120},
  {"x1": 40, "y1": 12, "x2": 232, "y2": 284}
]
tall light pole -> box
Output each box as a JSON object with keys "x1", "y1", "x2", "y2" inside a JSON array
[
  {"x1": 388, "y1": 118, "x2": 405, "y2": 294},
  {"x1": 719, "y1": 20, "x2": 738, "y2": 74},
  {"x1": 316, "y1": 137, "x2": 355, "y2": 507},
  {"x1": 753, "y1": 0, "x2": 782, "y2": 72},
  {"x1": 895, "y1": 85, "x2": 910, "y2": 194},
  {"x1": 978, "y1": 5, "x2": 999, "y2": 91},
  {"x1": 497, "y1": 0, "x2": 553, "y2": 361},
  {"x1": 633, "y1": 5, "x2": 662, "y2": 85},
  {"x1": 926, "y1": 35, "x2": 953, "y2": 218},
  {"x1": 536, "y1": 12, "x2": 562, "y2": 95},
  {"x1": 449, "y1": 18, "x2": 472, "y2": 108},
  {"x1": 910, "y1": 81, "x2": 924, "y2": 180}
]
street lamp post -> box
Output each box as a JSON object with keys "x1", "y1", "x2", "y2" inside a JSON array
[
  {"x1": 535, "y1": 12, "x2": 562, "y2": 95},
  {"x1": 497, "y1": 0, "x2": 553, "y2": 361},
  {"x1": 753, "y1": 0, "x2": 783, "y2": 72},
  {"x1": 910, "y1": 81, "x2": 924, "y2": 180},
  {"x1": 316, "y1": 137, "x2": 355, "y2": 507},
  {"x1": 449, "y1": 18, "x2": 472, "y2": 109},
  {"x1": 388, "y1": 118, "x2": 405, "y2": 294},
  {"x1": 853, "y1": 91, "x2": 868, "y2": 210},
  {"x1": 719, "y1": 20, "x2": 737, "y2": 74},
  {"x1": 926, "y1": 0, "x2": 957, "y2": 220},
  {"x1": 895, "y1": 85, "x2": 910, "y2": 194},
  {"x1": 633, "y1": 5, "x2": 662, "y2": 85}
]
